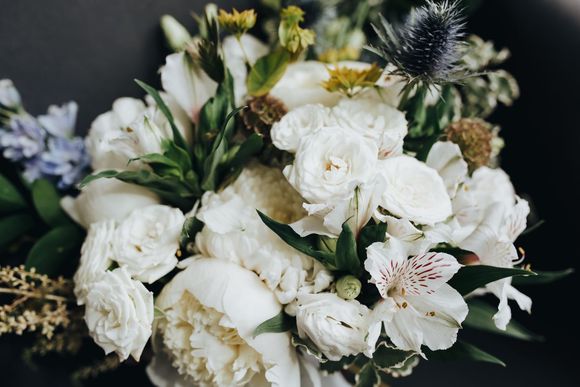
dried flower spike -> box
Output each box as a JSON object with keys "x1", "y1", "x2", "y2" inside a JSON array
[
  {"x1": 369, "y1": 0, "x2": 466, "y2": 86},
  {"x1": 218, "y1": 8, "x2": 257, "y2": 37},
  {"x1": 322, "y1": 63, "x2": 382, "y2": 98}
]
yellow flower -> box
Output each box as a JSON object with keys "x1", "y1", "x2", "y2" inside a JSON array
[
  {"x1": 278, "y1": 6, "x2": 315, "y2": 55},
  {"x1": 318, "y1": 46, "x2": 361, "y2": 63},
  {"x1": 218, "y1": 8, "x2": 257, "y2": 36},
  {"x1": 321, "y1": 63, "x2": 383, "y2": 97}
]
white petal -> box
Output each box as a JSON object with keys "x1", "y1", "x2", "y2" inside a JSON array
[
  {"x1": 364, "y1": 240, "x2": 409, "y2": 297},
  {"x1": 426, "y1": 141, "x2": 468, "y2": 198},
  {"x1": 400, "y1": 252, "x2": 462, "y2": 296}
]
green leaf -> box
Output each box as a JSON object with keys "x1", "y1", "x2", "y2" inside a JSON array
[
  {"x1": 0, "y1": 213, "x2": 35, "y2": 247},
  {"x1": 247, "y1": 49, "x2": 291, "y2": 97},
  {"x1": 511, "y1": 268, "x2": 574, "y2": 286},
  {"x1": 425, "y1": 341, "x2": 506, "y2": 367},
  {"x1": 253, "y1": 310, "x2": 295, "y2": 337},
  {"x1": 0, "y1": 173, "x2": 27, "y2": 213},
  {"x1": 357, "y1": 221, "x2": 387, "y2": 259},
  {"x1": 135, "y1": 79, "x2": 188, "y2": 151},
  {"x1": 257, "y1": 210, "x2": 336, "y2": 268},
  {"x1": 373, "y1": 343, "x2": 415, "y2": 370},
  {"x1": 465, "y1": 299, "x2": 543, "y2": 341},
  {"x1": 291, "y1": 335, "x2": 327, "y2": 362},
  {"x1": 179, "y1": 216, "x2": 204, "y2": 253},
  {"x1": 336, "y1": 223, "x2": 361, "y2": 275},
  {"x1": 163, "y1": 140, "x2": 193, "y2": 173},
  {"x1": 227, "y1": 133, "x2": 264, "y2": 171},
  {"x1": 26, "y1": 225, "x2": 84, "y2": 276},
  {"x1": 131, "y1": 153, "x2": 183, "y2": 178},
  {"x1": 448, "y1": 265, "x2": 536, "y2": 296},
  {"x1": 31, "y1": 179, "x2": 69, "y2": 227},
  {"x1": 355, "y1": 362, "x2": 380, "y2": 387}
]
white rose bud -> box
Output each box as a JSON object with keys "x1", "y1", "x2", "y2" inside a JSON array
[
  {"x1": 84, "y1": 267, "x2": 153, "y2": 361},
  {"x1": 296, "y1": 293, "x2": 372, "y2": 361},
  {"x1": 113, "y1": 205, "x2": 185, "y2": 284},
  {"x1": 160, "y1": 15, "x2": 192, "y2": 52}
]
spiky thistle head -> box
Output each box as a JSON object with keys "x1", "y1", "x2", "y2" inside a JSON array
[{"x1": 369, "y1": 0, "x2": 466, "y2": 87}]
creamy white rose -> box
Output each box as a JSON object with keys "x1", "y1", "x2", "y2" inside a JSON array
[
  {"x1": 113, "y1": 205, "x2": 185, "y2": 284},
  {"x1": 296, "y1": 293, "x2": 373, "y2": 361},
  {"x1": 84, "y1": 267, "x2": 153, "y2": 361},
  {"x1": 377, "y1": 155, "x2": 452, "y2": 225},
  {"x1": 61, "y1": 178, "x2": 160, "y2": 229},
  {"x1": 150, "y1": 258, "x2": 300, "y2": 387},
  {"x1": 271, "y1": 104, "x2": 334, "y2": 153},
  {"x1": 331, "y1": 98, "x2": 407, "y2": 159},
  {"x1": 73, "y1": 220, "x2": 116, "y2": 304},
  {"x1": 284, "y1": 126, "x2": 378, "y2": 204}
]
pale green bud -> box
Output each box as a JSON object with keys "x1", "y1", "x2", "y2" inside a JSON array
[
  {"x1": 317, "y1": 236, "x2": 337, "y2": 254},
  {"x1": 160, "y1": 15, "x2": 192, "y2": 52},
  {"x1": 336, "y1": 275, "x2": 362, "y2": 300}
]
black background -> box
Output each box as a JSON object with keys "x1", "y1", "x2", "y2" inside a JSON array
[{"x1": 1, "y1": 0, "x2": 578, "y2": 386}]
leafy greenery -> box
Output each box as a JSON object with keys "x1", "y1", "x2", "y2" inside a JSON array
[
  {"x1": 0, "y1": 172, "x2": 27, "y2": 213},
  {"x1": 253, "y1": 310, "x2": 296, "y2": 337},
  {"x1": 355, "y1": 362, "x2": 381, "y2": 387},
  {"x1": 448, "y1": 265, "x2": 535, "y2": 296},
  {"x1": 425, "y1": 340, "x2": 506, "y2": 367},
  {"x1": 0, "y1": 213, "x2": 35, "y2": 247},
  {"x1": 335, "y1": 223, "x2": 361, "y2": 275},
  {"x1": 512, "y1": 268, "x2": 574, "y2": 286},
  {"x1": 373, "y1": 343, "x2": 415, "y2": 370},
  {"x1": 31, "y1": 179, "x2": 70, "y2": 227},
  {"x1": 247, "y1": 49, "x2": 291, "y2": 97}
]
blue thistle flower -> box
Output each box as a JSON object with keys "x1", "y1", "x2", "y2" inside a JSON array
[{"x1": 369, "y1": 0, "x2": 466, "y2": 86}]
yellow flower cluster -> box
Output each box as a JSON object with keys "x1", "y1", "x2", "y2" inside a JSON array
[
  {"x1": 322, "y1": 63, "x2": 383, "y2": 97},
  {"x1": 218, "y1": 8, "x2": 257, "y2": 37}
]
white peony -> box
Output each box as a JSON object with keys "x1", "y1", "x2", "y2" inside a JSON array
[
  {"x1": 113, "y1": 205, "x2": 185, "y2": 284},
  {"x1": 331, "y1": 98, "x2": 407, "y2": 159},
  {"x1": 271, "y1": 104, "x2": 335, "y2": 153},
  {"x1": 195, "y1": 163, "x2": 332, "y2": 309},
  {"x1": 61, "y1": 178, "x2": 160, "y2": 229},
  {"x1": 295, "y1": 293, "x2": 373, "y2": 361},
  {"x1": 84, "y1": 267, "x2": 153, "y2": 361},
  {"x1": 377, "y1": 155, "x2": 452, "y2": 225},
  {"x1": 284, "y1": 126, "x2": 379, "y2": 205},
  {"x1": 73, "y1": 220, "x2": 116, "y2": 304},
  {"x1": 270, "y1": 61, "x2": 339, "y2": 109},
  {"x1": 150, "y1": 258, "x2": 300, "y2": 387}
]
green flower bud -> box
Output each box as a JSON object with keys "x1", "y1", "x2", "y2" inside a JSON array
[
  {"x1": 278, "y1": 6, "x2": 315, "y2": 55},
  {"x1": 336, "y1": 275, "x2": 362, "y2": 300},
  {"x1": 160, "y1": 15, "x2": 192, "y2": 52}
]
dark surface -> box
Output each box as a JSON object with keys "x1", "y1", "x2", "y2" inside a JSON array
[{"x1": 1, "y1": 0, "x2": 578, "y2": 386}]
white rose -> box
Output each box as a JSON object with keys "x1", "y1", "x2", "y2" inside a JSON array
[
  {"x1": 84, "y1": 267, "x2": 153, "y2": 361},
  {"x1": 150, "y1": 258, "x2": 300, "y2": 387},
  {"x1": 331, "y1": 98, "x2": 407, "y2": 158},
  {"x1": 223, "y1": 34, "x2": 269, "y2": 106},
  {"x1": 426, "y1": 141, "x2": 468, "y2": 198},
  {"x1": 377, "y1": 155, "x2": 452, "y2": 225},
  {"x1": 61, "y1": 178, "x2": 160, "y2": 229},
  {"x1": 284, "y1": 126, "x2": 379, "y2": 204},
  {"x1": 73, "y1": 220, "x2": 116, "y2": 304},
  {"x1": 271, "y1": 104, "x2": 335, "y2": 153},
  {"x1": 270, "y1": 61, "x2": 339, "y2": 109},
  {"x1": 296, "y1": 293, "x2": 373, "y2": 361},
  {"x1": 113, "y1": 205, "x2": 184, "y2": 284}
]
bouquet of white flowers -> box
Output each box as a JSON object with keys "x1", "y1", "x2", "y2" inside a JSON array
[{"x1": 0, "y1": 1, "x2": 572, "y2": 385}]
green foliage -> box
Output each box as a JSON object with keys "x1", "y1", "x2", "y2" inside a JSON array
[
  {"x1": 355, "y1": 362, "x2": 380, "y2": 387},
  {"x1": 0, "y1": 172, "x2": 27, "y2": 213},
  {"x1": 357, "y1": 221, "x2": 387, "y2": 259},
  {"x1": 247, "y1": 49, "x2": 291, "y2": 97},
  {"x1": 0, "y1": 213, "x2": 35, "y2": 247},
  {"x1": 465, "y1": 299, "x2": 543, "y2": 341},
  {"x1": 179, "y1": 216, "x2": 204, "y2": 254},
  {"x1": 253, "y1": 310, "x2": 296, "y2": 337},
  {"x1": 373, "y1": 343, "x2": 415, "y2": 370},
  {"x1": 512, "y1": 268, "x2": 574, "y2": 286},
  {"x1": 335, "y1": 223, "x2": 361, "y2": 275},
  {"x1": 31, "y1": 179, "x2": 69, "y2": 227},
  {"x1": 448, "y1": 265, "x2": 535, "y2": 296},
  {"x1": 425, "y1": 340, "x2": 506, "y2": 367}
]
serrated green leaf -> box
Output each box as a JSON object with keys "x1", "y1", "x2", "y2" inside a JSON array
[
  {"x1": 135, "y1": 79, "x2": 188, "y2": 151},
  {"x1": 355, "y1": 362, "x2": 380, "y2": 387},
  {"x1": 291, "y1": 335, "x2": 327, "y2": 362},
  {"x1": 512, "y1": 268, "x2": 574, "y2": 286},
  {"x1": 0, "y1": 173, "x2": 27, "y2": 213},
  {"x1": 257, "y1": 210, "x2": 336, "y2": 268},
  {"x1": 26, "y1": 225, "x2": 84, "y2": 276},
  {"x1": 448, "y1": 265, "x2": 535, "y2": 296},
  {"x1": 373, "y1": 343, "x2": 416, "y2": 370},
  {"x1": 253, "y1": 310, "x2": 295, "y2": 337},
  {"x1": 336, "y1": 223, "x2": 361, "y2": 275},
  {"x1": 425, "y1": 340, "x2": 506, "y2": 367},
  {"x1": 247, "y1": 49, "x2": 291, "y2": 97},
  {"x1": 465, "y1": 299, "x2": 543, "y2": 341},
  {"x1": 31, "y1": 179, "x2": 70, "y2": 227},
  {"x1": 0, "y1": 213, "x2": 35, "y2": 247}
]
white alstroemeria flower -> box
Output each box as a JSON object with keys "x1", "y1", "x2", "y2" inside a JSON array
[
  {"x1": 222, "y1": 34, "x2": 269, "y2": 106},
  {"x1": 161, "y1": 51, "x2": 217, "y2": 124},
  {"x1": 271, "y1": 104, "x2": 335, "y2": 153},
  {"x1": 377, "y1": 155, "x2": 452, "y2": 225},
  {"x1": 331, "y1": 98, "x2": 408, "y2": 159},
  {"x1": 459, "y1": 203, "x2": 532, "y2": 330},
  {"x1": 150, "y1": 258, "x2": 301, "y2": 387},
  {"x1": 84, "y1": 267, "x2": 153, "y2": 361},
  {"x1": 0, "y1": 79, "x2": 21, "y2": 108},
  {"x1": 296, "y1": 293, "x2": 373, "y2": 361},
  {"x1": 284, "y1": 126, "x2": 378, "y2": 205},
  {"x1": 270, "y1": 61, "x2": 340, "y2": 109},
  {"x1": 73, "y1": 220, "x2": 116, "y2": 304},
  {"x1": 365, "y1": 240, "x2": 467, "y2": 353},
  {"x1": 426, "y1": 141, "x2": 468, "y2": 198},
  {"x1": 195, "y1": 163, "x2": 331, "y2": 309},
  {"x1": 113, "y1": 205, "x2": 185, "y2": 284},
  {"x1": 61, "y1": 178, "x2": 160, "y2": 229}
]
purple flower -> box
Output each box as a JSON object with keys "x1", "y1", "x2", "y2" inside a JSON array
[
  {"x1": 0, "y1": 115, "x2": 46, "y2": 161},
  {"x1": 36, "y1": 136, "x2": 91, "y2": 189}
]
